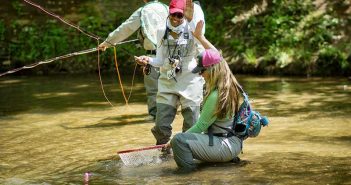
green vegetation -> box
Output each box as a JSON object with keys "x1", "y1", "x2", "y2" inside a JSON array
[
  {"x1": 0, "y1": 0, "x2": 350, "y2": 76},
  {"x1": 204, "y1": 0, "x2": 351, "y2": 76}
]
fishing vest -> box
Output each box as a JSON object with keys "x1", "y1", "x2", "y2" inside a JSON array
[{"x1": 161, "y1": 23, "x2": 197, "y2": 80}]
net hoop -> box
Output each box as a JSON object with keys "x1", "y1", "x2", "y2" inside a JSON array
[{"x1": 117, "y1": 144, "x2": 165, "y2": 154}]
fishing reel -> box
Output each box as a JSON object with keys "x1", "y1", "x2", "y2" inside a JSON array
[
  {"x1": 168, "y1": 56, "x2": 182, "y2": 74},
  {"x1": 143, "y1": 64, "x2": 151, "y2": 75}
]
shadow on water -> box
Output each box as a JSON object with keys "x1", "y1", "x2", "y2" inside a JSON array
[
  {"x1": 0, "y1": 73, "x2": 146, "y2": 117},
  {"x1": 61, "y1": 113, "x2": 151, "y2": 129}
]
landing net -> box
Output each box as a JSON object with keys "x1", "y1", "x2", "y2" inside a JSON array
[{"x1": 117, "y1": 144, "x2": 166, "y2": 166}]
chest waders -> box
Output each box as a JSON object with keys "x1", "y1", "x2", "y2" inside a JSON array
[{"x1": 151, "y1": 24, "x2": 204, "y2": 145}]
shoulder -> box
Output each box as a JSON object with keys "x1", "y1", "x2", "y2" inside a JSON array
[
  {"x1": 142, "y1": 1, "x2": 168, "y2": 13},
  {"x1": 207, "y1": 90, "x2": 219, "y2": 102},
  {"x1": 193, "y1": 3, "x2": 204, "y2": 19},
  {"x1": 140, "y1": 2, "x2": 168, "y2": 23},
  {"x1": 194, "y1": 3, "x2": 204, "y2": 13}
]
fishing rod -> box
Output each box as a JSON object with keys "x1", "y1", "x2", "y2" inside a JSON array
[
  {"x1": 18, "y1": 0, "x2": 141, "y2": 106},
  {"x1": 0, "y1": 39, "x2": 138, "y2": 77},
  {"x1": 23, "y1": 0, "x2": 100, "y2": 40}
]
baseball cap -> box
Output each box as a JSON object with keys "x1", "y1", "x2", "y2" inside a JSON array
[
  {"x1": 169, "y1": 0, "x2": 185, "y2": 14},
  {"x1": 192, "y1": 49, "x2": 222, "y2": 73}
]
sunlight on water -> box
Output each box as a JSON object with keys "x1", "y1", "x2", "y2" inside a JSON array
[{"x1": 0, "y1": 75, "x2": 350, "y2": 184}]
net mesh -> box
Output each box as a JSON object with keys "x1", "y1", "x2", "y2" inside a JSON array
[
  {"x1": 140, "y1": 2, "x2": 168, "y2": 45},
  {"x1": 118, "y1": 145, "x2": 166, "y2": 166}
]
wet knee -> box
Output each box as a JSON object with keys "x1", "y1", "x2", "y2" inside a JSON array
[{"x1": 171, "y1": 133, "x2": 184, "y2": 147}]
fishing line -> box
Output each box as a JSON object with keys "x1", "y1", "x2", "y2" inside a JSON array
[
  {"x1": 0, "y1": 39, "x2": 138, "y2": 77},
  {"x1": 97, "y1": 40, "x2": 115, "y2": 107},
  {"x1": 19, "y1": 0, "x2": 140, "y2": 106},
  {"x1": 113, "y1": 47, "x2": 129, "y2": 106},
  {"x1": 23, "y1": 0, "x2": 100, "y2": 40},
  {"x1": 127, "y1": 63, "x2": 138, "y2": 102},
  {"x1": 110, "y1": 46, "x2": 141, "y2": 102}
]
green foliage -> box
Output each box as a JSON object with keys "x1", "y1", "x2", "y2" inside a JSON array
[
  {"x1": 316, "y1": 45, "x2": 348, "y2": 76},
  {"x1": 243, "y1": 48, "x2": 258, "y2": 65},
  {"x1": 0, "y1": 20, "x2": 4, "y2": 41},
  {"x1": 11, "y1": 1, "x2": 25, "y2": 16},
  {"x1": 205, "y1": 5, "x2": 237, "y2": 45},
  {"x1": 1, "y1": 2, "x2": 141, "y2": 74},
  {"x1": 204, "y1": 0, "x2": 350, "y2": 76}
]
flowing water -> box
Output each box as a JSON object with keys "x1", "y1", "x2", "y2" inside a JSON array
[{"x1": 0, "y1": 74, "x2": 350, "y2": 185}]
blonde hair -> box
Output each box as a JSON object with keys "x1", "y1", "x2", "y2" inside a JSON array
[{"x1": 204, "y1": 59, "x2": 240, "y2": 119}]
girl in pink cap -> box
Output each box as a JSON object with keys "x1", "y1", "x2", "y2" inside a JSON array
[{"x1": 169, "y1": 20, "x2": 243, "y2": 172}]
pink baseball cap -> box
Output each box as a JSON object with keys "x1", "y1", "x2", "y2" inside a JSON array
[
  {"x1": 192, "y1": 49, "x2": 222, "y2": 73},
  {"x1": 169, "y1": 0, "x2": 185, "y2": 14}
]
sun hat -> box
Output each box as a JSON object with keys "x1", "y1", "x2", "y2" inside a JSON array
[{"x1": 192, "y1": 49, "x2": 222, "y2": 73}]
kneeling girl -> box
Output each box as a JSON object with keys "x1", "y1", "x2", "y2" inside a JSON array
[{"x1": 170, "y1": 21, "x2": 242, "y2": 171}]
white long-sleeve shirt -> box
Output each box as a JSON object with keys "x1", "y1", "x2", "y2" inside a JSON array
[
  {"x1": 104, "y1": 7, "x2": 142, "y2": 46},
  {"x1": 104, "y1": 1, "x2": 168, "y2": 51}
]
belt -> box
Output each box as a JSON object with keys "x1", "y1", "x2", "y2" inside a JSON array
[
  {"x1": 146, "y1": 50, "x2": 156, "y2": 55},
  {"x1": 213, "y1": 132, "x2": 234, "y2": 137}
]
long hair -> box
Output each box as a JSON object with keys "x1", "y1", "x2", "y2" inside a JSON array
[{"x1": 204, "y1": 59, "x2": 240, "y2": 119}]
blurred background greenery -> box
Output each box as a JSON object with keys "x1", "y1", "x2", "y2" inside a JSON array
[{"x1": 0, "y1": 0, "x2": 350, "y2": 76}]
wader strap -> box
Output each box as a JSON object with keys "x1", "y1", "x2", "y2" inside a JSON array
[{"x1": 208, "y1": 125, "x2": 214, "y2": 146}]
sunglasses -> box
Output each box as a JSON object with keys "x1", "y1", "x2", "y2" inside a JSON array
[{"x1": 170, "y1": 12, "x2": 184, "y2": 19}]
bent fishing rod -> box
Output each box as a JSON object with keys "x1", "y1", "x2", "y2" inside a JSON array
[{"x1": 0, "y1": 39, "x2": 138, "y2": 77}]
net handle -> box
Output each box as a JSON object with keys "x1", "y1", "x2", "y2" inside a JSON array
[{"x1": 117, "y1": 144, "x2": 166, "y2": 154}]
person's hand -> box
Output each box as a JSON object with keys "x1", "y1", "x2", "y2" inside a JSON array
[
  {"x1": 184, "y1": 0, "x2": 194, "y2": 22},
  {"x1": 134, "y1": 56, "x2": 149, "y2": 66},
  {"x1": 98, "y1": 42, "x2": 110, "y2": 51},
  {"x1": 192, "y1": 20, "x2": 205, "y2": 40},
  {"x1": 161, "y1": 142, "x2": 172, "y2": 156},
  {"x1": 164, "y1": 141, "x2": 171, "y2": 149}
]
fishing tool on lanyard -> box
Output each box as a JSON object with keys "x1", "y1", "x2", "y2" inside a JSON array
[{"x1": 165, "y1": 30, "x2": 183, "y2": 82}]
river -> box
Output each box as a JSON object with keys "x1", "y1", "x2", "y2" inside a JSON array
[{"x1": 0, "y1": 74, "x2": 350, "y2": 184}]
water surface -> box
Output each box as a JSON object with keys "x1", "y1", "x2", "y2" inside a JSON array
[{"x1": 0, "y1": 74, "x2": 350, "y2": 184}]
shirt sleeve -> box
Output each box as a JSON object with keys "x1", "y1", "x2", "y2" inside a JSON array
[
  {"x1": 149, "y1": 28, "x2": 166, "y2": 67},
  {"x1": 186, "y1": 90, "x2": 218, "y2": 133},
  {"x1": 188, "y1": 4, "x2": 205, "y2": 34},
  {"x1": 104, "y1": 8, "x2": 142, "y2": 46},
  {"x1": 190, "y1": 4, "x2": 205, "y2": 55}
]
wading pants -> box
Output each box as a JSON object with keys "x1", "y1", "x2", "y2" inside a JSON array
[
  {"x1": 170, "y1": 132, "x2": 242, "y2": 170},
  {"x1": 151, "y1": 102, "x2": 200, "y2": 145}
]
